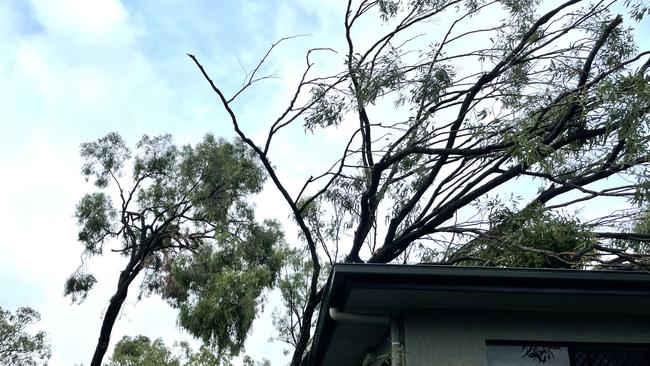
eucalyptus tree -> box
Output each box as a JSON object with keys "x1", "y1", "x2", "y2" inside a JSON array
[
  {"x1": 0, "y1": 306, "x2": 50, "y2": 366},
  {"x1": 107, "y1": 334, "x2": 270, "y2": 366},
  {"x1": 65, "y1": 133, "x2": 286, "y2": 366},
  {"x1": 108, "y1": 336, "x2": 179, "y2": 366},
  {"x1": 190, "y1": 0, "x2": 650, "y2": 364}
]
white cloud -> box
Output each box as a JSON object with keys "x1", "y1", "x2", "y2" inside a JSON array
[
  {"x1": 0, "y1": 0, "x2": 428, "y2": 365},
  {"x1": 32, "y1": 0, "x2": 128, "y2": 39},
  {"x1": 0, "y1": 1, "x2": 201, "y2": 365}
]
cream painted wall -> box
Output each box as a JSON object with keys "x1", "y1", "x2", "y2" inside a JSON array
[{"x1": 403, "y1": 309, "x2": 650, "y2": 366}]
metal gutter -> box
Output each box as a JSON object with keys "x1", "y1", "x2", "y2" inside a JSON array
[{"x1": 308, "y1": 264, "x2": 650, "y2": 366}]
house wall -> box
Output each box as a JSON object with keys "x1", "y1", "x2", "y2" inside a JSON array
[{"x1": 402, "y1": 309, "x2": 650, "y2": 366}]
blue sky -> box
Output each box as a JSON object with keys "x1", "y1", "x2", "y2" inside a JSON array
[
  {"x1": 0, "y1": 1, "x2": 344, "y2": 365},
  {"x1": 1, "y1": 1, "x2": 649, "y2": 366}
]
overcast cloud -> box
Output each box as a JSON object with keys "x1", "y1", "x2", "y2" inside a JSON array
[
  {"x1": 0, "y1": 0, "x2": 343, "y2": 365},
  {"x1": 1, "y1": 1, "x2": 648, "y2": 366}
]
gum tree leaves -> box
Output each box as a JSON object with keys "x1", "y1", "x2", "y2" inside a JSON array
[
  {"x1": 0, "y1": 306, "x2": 51, "y2": 366},
  {"x1": 66, "y1": 133, "x2": 286, "y2": 365}
]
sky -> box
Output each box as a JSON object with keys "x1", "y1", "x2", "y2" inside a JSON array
[
  {"x1": 0, "y1": 0, "x2": 345, "y2": 365},
  {"x1": 1, "y1": 1, "x2": 649, "y2": 366}
]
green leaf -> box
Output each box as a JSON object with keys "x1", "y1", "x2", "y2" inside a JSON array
[
  {"x1": 80, "y1": 132, "x2": 130, "y2": 188},
  {"x1": 0, "y1": 306, "x2": 51, "y2": 366},
  {"x1": 75, "y1": 192, "x2": 116, "y2": 255}
]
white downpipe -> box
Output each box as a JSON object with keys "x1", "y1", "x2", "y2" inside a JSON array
[
  {"x1": 328, "y1": 307, "x2": 389, "y2": 324},
  {"x1": 328, "y1": 308, "x2": 402, "y2": 366}
]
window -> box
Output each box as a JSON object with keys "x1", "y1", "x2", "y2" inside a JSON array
[{"x1": 486, "y1": 342, "x2": 650, "y2": 366}]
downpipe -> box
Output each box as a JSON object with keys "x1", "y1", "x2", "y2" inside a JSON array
[{"x1": 329, "y1": 308, "x2": 403, "y2": 366}]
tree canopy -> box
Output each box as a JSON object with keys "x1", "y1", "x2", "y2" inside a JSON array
[
  {"x1": 188, "y1": 0, "x2": 650, "y2": 364},
  {"x1": 65, "y1": 133, "x2": 287, "y2": 366},
  {"x1": 107, "y1": 335, "x2": 271, "y2": 366},
  {"x1": 0, "y1": 306, "x2": 50, "y2": 366},
  {"x1": 108, "y1": 335, "x2": 179, "y2": 366}
]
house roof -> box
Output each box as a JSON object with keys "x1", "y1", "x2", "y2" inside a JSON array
[{"x1": 308, "y1": 264, "x2": 650, "y2": 366}]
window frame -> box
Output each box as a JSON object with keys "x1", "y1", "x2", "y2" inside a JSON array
[{"x1": 486, "y1": 340, "x2": 650, "y2": 366}]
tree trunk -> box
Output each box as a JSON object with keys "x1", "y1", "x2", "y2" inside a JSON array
[{"x1": 89, "y1": 267, "x2": 140, "y2": 366}]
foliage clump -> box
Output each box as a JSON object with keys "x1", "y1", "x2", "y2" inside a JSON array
[
  {"x1": 67, "y1": 133, "x2": 287, "y2": 365},
  {"x1": 0, "y1": 306, "x2": 51, "y2": 366},
  {"x1": 452, "y1": 204, "x2": 597, "y2": 268}
]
